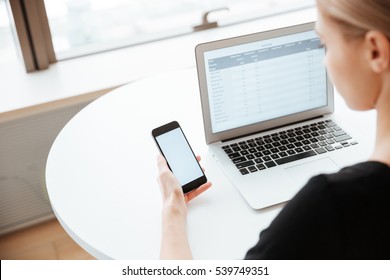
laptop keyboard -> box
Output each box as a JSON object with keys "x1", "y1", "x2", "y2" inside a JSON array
[{"x1": 222, "y1": 119, "x2": 358, "y2": 175}]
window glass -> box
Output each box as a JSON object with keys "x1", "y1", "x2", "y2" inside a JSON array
[
  {"x1": 0, "y1": 0, "x2": 18, "y2": 66},
  {"x1": 44, "y1": 0, "x2": 314, "y2": 60}
]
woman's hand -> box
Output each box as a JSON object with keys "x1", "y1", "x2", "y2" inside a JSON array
[
  {"x1": 156, "y1": 154, "x2": 212, "y2": 259},
  {"x1": 157, "y1": 154, "x2": 212, "y2": 206}
]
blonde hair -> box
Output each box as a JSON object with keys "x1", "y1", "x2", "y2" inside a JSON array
[{"x1": 316, "y1": 0, "x2": 390, "y2": 38}]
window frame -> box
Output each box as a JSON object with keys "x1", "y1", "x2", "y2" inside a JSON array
[
  {"x1": 9, "y1": 0, "x2": 56, "y2": 72},
  {"x1": 7, "y1": 0, "x2": 314, "y2": 73}
]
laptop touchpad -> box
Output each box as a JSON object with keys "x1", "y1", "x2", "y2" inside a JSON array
[{"x1": 285, "y1": 157, "x2": 339, "y2": 186}]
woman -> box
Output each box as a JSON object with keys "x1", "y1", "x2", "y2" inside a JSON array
[{"x1": 156, "y1": 0, "x2": 390, "y2": 259}]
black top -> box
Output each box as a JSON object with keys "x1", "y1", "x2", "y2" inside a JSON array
[{"x1": 244, "y1": 161, "x2": 390, "y2": 259}]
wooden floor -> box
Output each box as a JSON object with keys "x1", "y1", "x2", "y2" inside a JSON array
[{"x1": 0, "y1": 218, "x2": 95, "y2": 260}]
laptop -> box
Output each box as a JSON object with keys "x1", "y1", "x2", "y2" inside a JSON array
[{"x1": 195, "y1": 21, "x2": 370, "y2": 209}]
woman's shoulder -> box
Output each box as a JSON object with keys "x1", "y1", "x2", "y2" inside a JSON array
[
  {"x1": 296, "y1": 160, "x2": 390, "y2": 210},
  {"x1": 304, "y1": 161, "x2": 389, "y2": 189},
  {"x1": 318, "y1": 161, "x2": 390, "y2": 189}
]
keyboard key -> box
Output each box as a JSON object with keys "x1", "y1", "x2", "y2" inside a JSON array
[
  {"x1": 256, "y1": 146, "x2": 265, "y2": 151},
  {"x1": 254, "y1": 158, "x2": 263, "y2": 164},
  {"x1": 310, "y1": 143, "x2": 319, "y2": 148},
  {"x1": 262, "y1": 155, "x2": 272, "y2": 162},
  {"x1": 232, "y1": 156, "x2": 247, "y2": 164},
  {"x1": 295, "y1": 147, "x2": 303, "y2": 153},
  {"x1": 325, "y1": 120, "x2": 337, "y2": 127},
  {"x1": 318, "y1": 130, "x2": 327, "y2": 135},
  {"x1": 228, "y1": 152, "x2": 241, "y2": 159},
  {"x1": 236, "y1": 160, "x2": 255, "y2": 169},
  {"x1": 279, "y1": 151, "x2": 288, "y2": 157},
  {"x1": 335, "y1": 134, "x2": 352, "y2": 142},
  {"x1": 278, "y1": 145, "x2": 286, "y2": 150},
  {"x1": 287, "y1": 144, "x2": 295, "y2": 149},
  {"x1": 325, "y1": 145, "x2": 335, "y2": 151},
  {"x1": 265, "y1": 144, "x2": 273, "y2": 149},
  {"x1": 287, "y1": 150, "x2": 296, "y2": 155},
  {"x1": 264, "y1": 161, "x2": 277, "y2": 168},
  {"x1": 333, "y1": 130, "x2": 346, "y2": 137},
  {"x1": 239, "y1": 168, "x2": 249, "y2": 175},
  {"x1": 256, "y1": 164, "x2": 266, "y2": 170},
  {"x1": 315, "y1": 147, "x2": 327, "y2": 154},
  {"x1": 248, "y1": 166, "x2": 258, "y2": 173},
  {"x1": 325, "y1": 128, "x2": 334, "y2": 133},
  {"x1": 294, "y1": 142, "x2": 303, "y2": 147},
  {"x1": 271, "y1": 153, "x2": 280, "y2": 159},
  {"x1": 275, "y1": 150, "x2": 317, "y2": 165},
  {"x1": 263, "y1": 150, "x2": 271, "y2": 156},
  {"x1": 272, "y1": 142, "x2": 281, "y2": 147},
  {"x1": 254, "y1": 152, "x2": 263, "y2": 158}
]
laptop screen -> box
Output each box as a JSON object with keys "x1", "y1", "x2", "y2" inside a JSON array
[{"x1": 203, "y1": 30, "x2": 327, "y2": 134}]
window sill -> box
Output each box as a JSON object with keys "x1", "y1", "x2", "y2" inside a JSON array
[{"x1": 0, "y1": 8, "x2": 315, "y2": 114}]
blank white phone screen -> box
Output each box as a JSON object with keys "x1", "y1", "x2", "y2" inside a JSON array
[{"x1": 156, "y1": 128, "x2": 203, "y2": 186}]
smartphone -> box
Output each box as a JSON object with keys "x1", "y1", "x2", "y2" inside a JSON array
[{"x1": 152, "y1": 121, "x2": 207, "y2": 193}]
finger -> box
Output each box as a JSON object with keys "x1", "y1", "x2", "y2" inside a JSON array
[
  {"x1": 157, "y1": 154, "x2": 170, "y2": 173},
  {"x1": 195, "y1": 155, "x2": 206, "y2": 172},
  {"x1": 185, "y1": 182, "x2": 212, "y2": 202}
]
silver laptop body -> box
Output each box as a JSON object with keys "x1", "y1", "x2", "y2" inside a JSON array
[{"x1": 195, "y1": 22, "x2": 370, "y2": 209}]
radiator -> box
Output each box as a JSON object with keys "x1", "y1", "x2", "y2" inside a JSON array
[{"x1": 0, "y1": 90, "x2": 111, "y2": 235}]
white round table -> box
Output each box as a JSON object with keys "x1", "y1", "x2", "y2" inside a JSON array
[{"x1": 45, "y1": 67, "x2": 375, "y2": 259}]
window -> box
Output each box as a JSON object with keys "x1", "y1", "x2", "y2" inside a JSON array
[
  {"x1": 44, "y1": 0, "x2": 314, "y2": 60},
  {"x1": 0, "y1": 0, "x2": 18, "y2": 66},
  {"x1": 8, "y1": 0, "x2": 314, "y2": 71}
]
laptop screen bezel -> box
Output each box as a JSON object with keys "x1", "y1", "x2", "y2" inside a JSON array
[{"x1": 195, "y1": 21, "x2": 334, "y2": 144}]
